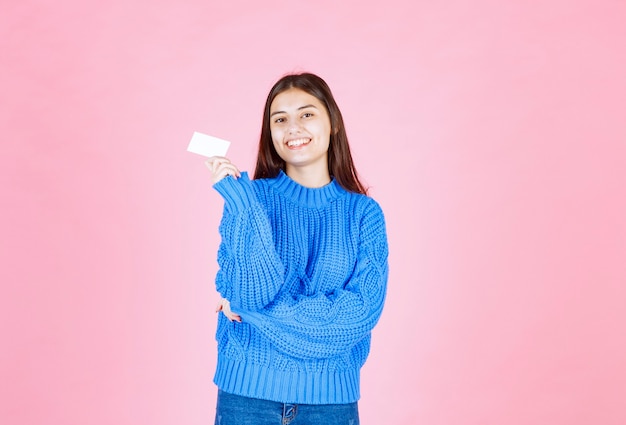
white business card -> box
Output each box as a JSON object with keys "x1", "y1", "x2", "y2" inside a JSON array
[{"x1": 187, "y1": 132, "x2": 231, "y2": 157}]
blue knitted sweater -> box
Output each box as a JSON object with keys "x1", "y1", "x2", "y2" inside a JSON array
[{"x1": 212, "y1": 170, "x2": 388, "y2": 404}]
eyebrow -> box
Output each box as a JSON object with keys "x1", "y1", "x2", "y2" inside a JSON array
[{"x1": 270, "y1": 104, "x2": 318, "y2": 117}]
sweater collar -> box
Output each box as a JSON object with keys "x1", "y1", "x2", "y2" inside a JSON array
[{"x1": 270, "y1": 170, "x2": 347, "y2": 208}]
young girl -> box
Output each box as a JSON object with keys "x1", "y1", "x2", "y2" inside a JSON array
[{"x1": 206, "y1": 72, "x2": 388, "y2": 425}]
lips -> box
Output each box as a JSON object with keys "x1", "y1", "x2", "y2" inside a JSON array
[{"x1": 286, "y1": 138, "x2": 311, "y2": 148}]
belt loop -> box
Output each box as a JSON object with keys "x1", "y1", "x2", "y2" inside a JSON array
[{"x1": 282, "y1": 403, "x2": 298, "y2": 425}]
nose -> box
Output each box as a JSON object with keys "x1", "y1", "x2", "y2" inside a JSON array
[{"x1": 287, "y1": 119, "x2": 302, "y2": 134}]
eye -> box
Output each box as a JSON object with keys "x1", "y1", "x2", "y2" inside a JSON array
[
  {"x1": 302, "y1": 112, "x2": 314, "y2": 118},
  {"x1": 273, "y1": 117, "x2": 286, "y2": 124}
]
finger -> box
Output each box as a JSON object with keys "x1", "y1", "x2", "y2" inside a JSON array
[
  {"x1": 206, "y1": 156, "x2": 229, "y2": 164},
  {"x1": 220, "y1": 301, "x2": 240, "y2": 322},
  {"x1": 212, "y1": 164, "x2": 240, "y2": 184},
  {"x1": 223, "y1": 165, "x2": 241, "y2": 179},
  {"x1": 205, "y1": 157, "x2": 232, "y2": 175},
  {"x1": 224, "y1": 312, "x2": 241, "y2": 323},
  {"x1": 205, "y1": 157, "x2": 226, "y2": 169}
]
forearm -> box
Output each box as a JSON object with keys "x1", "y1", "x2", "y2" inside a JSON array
[{"x1": 214, "y1": 173, "x2": 285, "y2": 310}]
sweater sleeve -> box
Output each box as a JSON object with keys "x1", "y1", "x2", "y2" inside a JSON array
[
  {"x1": 235, "y1": 200, "x2": 389, "y2": 360},
  {"x1": 213, "y1": 173, "x2": 285, "y2": 311}
]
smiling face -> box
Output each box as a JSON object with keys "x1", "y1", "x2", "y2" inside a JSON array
[{"x1": 269, "y1": 88, "x2": 332, "y2": 183}]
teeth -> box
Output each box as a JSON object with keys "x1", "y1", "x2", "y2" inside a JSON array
[{"x1": 287, "y1": 138, "x2": 310, "y2": 147}]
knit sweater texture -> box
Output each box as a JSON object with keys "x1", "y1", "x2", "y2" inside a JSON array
[{"x1": 212, "y1": 170, "x2": 388, "y2": 404}]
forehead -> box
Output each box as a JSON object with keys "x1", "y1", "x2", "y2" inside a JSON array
[{"x1": 270, "y1": 88, "x2": 324, "y2": 112}]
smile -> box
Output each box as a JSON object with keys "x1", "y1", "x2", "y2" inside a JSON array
[{"x1": 286, "y1": 138, "x2": 311, "y2": 147}]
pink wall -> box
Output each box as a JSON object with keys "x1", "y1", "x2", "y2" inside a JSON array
[{"x1": 2, "y1": 1, "x2": 624, "y2": 424}]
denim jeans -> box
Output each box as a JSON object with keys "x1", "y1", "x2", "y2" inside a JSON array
[{"x1": 215, "y1": 390, "x2": 360, "y2": 425}]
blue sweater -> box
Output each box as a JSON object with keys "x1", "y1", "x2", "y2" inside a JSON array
[{"x1": 212, "y1": 170, "x2": 388, "y2": 404}]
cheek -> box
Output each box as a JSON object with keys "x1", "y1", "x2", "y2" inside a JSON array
[
  {"x1": 270, "y1": 128, "x2": 282, "y2": 147},
  {"x1": 315, "y1": 118, "x2": 332, "y2": 138},
  {"x1": 316, "y1": 123, "x2": 332, "y2": 144}
]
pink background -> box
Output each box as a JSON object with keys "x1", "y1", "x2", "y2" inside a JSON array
[{"x1": 2, "y1": 1, "x2": 625, "y2": 424}]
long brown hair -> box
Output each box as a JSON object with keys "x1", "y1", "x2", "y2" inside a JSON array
[{"x1": 253, "y1": 73, "x2": 368, "y2": 195}]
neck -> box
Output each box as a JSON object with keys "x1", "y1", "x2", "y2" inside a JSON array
[{"x1": 285, "y1": 164, "x2": 331, "y2": 188}]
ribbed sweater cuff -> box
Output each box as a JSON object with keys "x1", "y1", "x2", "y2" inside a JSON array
[
  {"x1": 213, "y1": 172, "x2": 257, "y2": 213},
  {"x1": 214, "y1": 356, "x2": 360, "y2": 404}
]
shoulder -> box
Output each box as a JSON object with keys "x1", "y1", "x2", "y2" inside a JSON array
[
  {"x1": 345, "y1": 191, "x2": 385, "y2": 218},
  {"x1": 349, "y1": 194, "x2": 388, "y2": 253}
]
